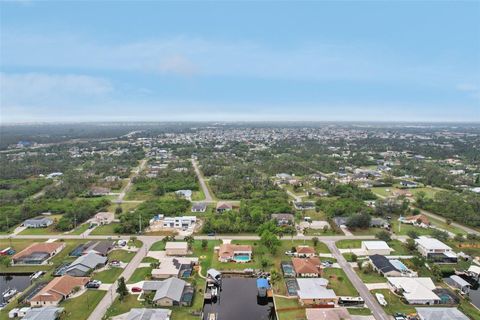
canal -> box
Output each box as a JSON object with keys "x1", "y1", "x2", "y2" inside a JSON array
[
  {"x1": 203, "y1": 277, "x2": 276, "y2": 320},
  {"x1": 0, "y1": 273, "x2": 33, "y2": 303}
]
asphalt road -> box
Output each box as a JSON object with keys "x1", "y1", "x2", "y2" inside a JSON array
[
  {"x1": 191, "y1": 158, "x2": 213, "y2": 202},
  {"x1": 87, "y1": 237, "x2": 155, "y2": 320},
  {"x1": 325, "y1": 240, "x2": 392, "y2": 320}
]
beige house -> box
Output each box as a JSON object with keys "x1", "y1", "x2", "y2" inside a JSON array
[
  {"x1": 29, "y1": 275, "x2": 89, "y2": 307},
  {"x1": 165, "y1": 242, "x2": 189, "y2": 256},
  {"x1": 93, "y1": 212, "x2": 114, "y2": 225}
]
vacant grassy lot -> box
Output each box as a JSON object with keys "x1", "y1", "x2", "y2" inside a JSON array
[
  {"x1": 90, "y1": 223, "x2": 119, "y2": 235},
  {"x1": 127, "y1": 267, "x2": 153, "y2": 284},
  {"x1": 322, "y1": 268, "x2": 358, "y2": 296},
  {"x1": 370, "y1": 289, "x2": 415, "y2": 315},
  {"x1": 60, "y1": 290, "x2": 106, "y2": 320},
  {"x1": 275, "y1": 296, "x2": 305, "y2": 320},
  {"x1": 109, "y1": 249, "x2": 135, "y2": 263},
  {"x1": 93, "y1": 267, "x2": 123, "y2": 283},
  {"x1": 69, "y1": 223, "x2": 90, "y2": 235},
  {"x1": 355, "y1": 268, "x2": 387, "y2": 283}
]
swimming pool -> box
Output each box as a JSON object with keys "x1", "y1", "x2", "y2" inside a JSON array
[
  {"x1": 233, "y1": 255, "x2": 251, "y2": 262},
  {"x1": 390, "y1": 259, "x2": 407, "y2": 271}
]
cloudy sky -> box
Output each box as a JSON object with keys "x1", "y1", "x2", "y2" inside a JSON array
[{"x1": 1, "y1": 1, "x2": 479, "y2": 123}]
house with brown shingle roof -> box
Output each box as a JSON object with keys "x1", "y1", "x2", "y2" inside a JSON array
[
  {"x1": 295, "y1": 246, "x2": 316, "y2": 258},
  {"x1": 29, "y1": 275, "x2": 89, "y2": 307},
  {"x1": 12, "y1": 242, "x2": 65, "y2": 265},
  {"x1": 217, "y1": 244, "x2": 252, "y2": 263},
  {"x1": 292, "y1": 257, "x2": 321, "y2": 277}
]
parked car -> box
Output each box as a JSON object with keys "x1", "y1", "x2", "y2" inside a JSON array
[
  {"x1": 110, "y1": 259, "x2": 121, "y2": 267},
  {"x1": 85, "y1": 280, "x2": 102, "y2": 289},
  {"x1": 131, "y1": 287, "x2": 142, "y2": 293},
  {"x1": 285, "y1": 251, "x2": 295, "y2": 256},
  {"x1": 207, "y1": 232, "x2": 215, "y2": 236}
]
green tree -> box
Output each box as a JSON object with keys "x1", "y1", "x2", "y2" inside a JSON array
[
  {"x1": 375, "y1": 230, "x2": 391, "y2": 242},
  {"x1": 116, "y1": 277, "x2": 129, "y2": 301},
  {"x1": 312, "y1": 237, "x2": 319, "y2": 247},
  {"x1": 260, "y1": 230, "x2": 281, "y2": 254},
  {"x1": 407, "y1": 230, "x2": 419, "y2": 239},
  {"x1": 201, "y1": 239, "x2": 208, "y2": 250},
  {"x1": 184, "y1": 235, "x2": 195, "y2": 249}
]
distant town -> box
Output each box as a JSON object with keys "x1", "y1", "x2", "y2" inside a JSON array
[{"x1": 0, "y1": 122, "x2": 479, "y2": 320}]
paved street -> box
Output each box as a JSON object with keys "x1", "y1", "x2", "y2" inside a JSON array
[
  {"x1": 325, "y1": 240, "x2": 392, "y2": 320},
  {"x1": 191, "y1": 158, "x2": 213, "y2": 202},
  {"x1": 87, "y1": 237, "x2": 155, "y2": 320}
]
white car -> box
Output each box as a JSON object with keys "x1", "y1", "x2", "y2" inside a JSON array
[{"x1": 285, "y1": 251, "x2": 295, "y2": 256}]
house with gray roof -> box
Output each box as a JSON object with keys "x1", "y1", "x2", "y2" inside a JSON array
[
  {"x1": 65, "y1": 252, "x2": 107, "y2": 276},
  {"x1": 142, "y1": 278, "x2": 192, "y2": 307},
  {"x1": 121, "y1": 308, "x2": 171, "y2": 320},
  {"x1": 191, "y1": 202, "x2": 207, "y2": 213},
  {"x1": 23, "y1": 307, "x2": 64, "y2": 320},
  {"x1": 23, "y1": 217, "x2": 53, "y2": 228},
  {"x1": 82, "y1": 240, "x2": 115, "y2": 256},
  {"x1": 416, "y1": 307, "x2": 469, "y2": 320}
]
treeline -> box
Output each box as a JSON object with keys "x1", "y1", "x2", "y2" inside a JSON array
[
  {"x1": 0, "y1": 178, "x2": 52, "y2": 205},
  {"x1": 0, "y1": 198, "x2": 110, "y2": 232},
  {"x1": 115, "y1": 198, "x2": 191, "y2": 234},
  {"x1": 202, "y1": 190, "x2": 291, "y2": 233},
  {"x1": 416, "y1": 191, "x2": 480, "y2": 227}
]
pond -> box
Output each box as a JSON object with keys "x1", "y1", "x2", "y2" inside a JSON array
[
  {"x1": 0, "y1": 273, "x2": 33, "y2": 303},
  {"x1": 203, "y1": 277, "x2": 276, "y2": 320}
]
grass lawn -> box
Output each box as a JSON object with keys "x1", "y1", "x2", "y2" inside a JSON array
[
  {"x1": 191, "y1": 188, "x2": 205, "y2": 201},
  {"x1": 336, "y1": 239, "x2": 362, "y2": 249},
  {"x1": 150, "y1": 240, "x2": 166, "y2": 251},
  {"x1": 274, "y1": 296, "x2": 305, "y2": 320},
  {"x1": 109, "y1": 249, "x2": 135, "y2": 263},
  {"x1": 19, "y1": 225, "x2": 62, "y2": 235},
  {"x1": 390, "y1": 219, "x2": 433, "y2": 237},
  {"x1": 59, "y1": 290, "x2": 106, "y2": 320},
  {"x1": 105, "y1": 294, "x2": 143, "y2": 318},
  {"x1": 458, "y1": 298, "x2": 480, "y2": 320},
  {"x1": 142, "y1": 256, "x2": 158, "y2": 263},
  {"x1": 93, "y1": 267, "x2": 123, "y2": 283},
  {"x1": 355, "y1": 268, "x2": 387, "y2": 283},
  {"x1": 108, "y1": 201, "x2": 140, "y2": 214},
  {"x1": 127, "y1": 267, "x2": 153, "y2": 284},
  {"x1": 322, "y1": 268, "x2": 358, "y2": 296},
  {"x1": 90, "y1": 223, "x2": 120, "y2": 235},
  {"x1": 348, "y1": 308, "x2": 372, "y2": 315},
  {"x1": 70, "y1": 223, "x2": 90, "y2": 235},
  {"x1": 370, "y1": 289, "x2": 415, "y2": 315}
]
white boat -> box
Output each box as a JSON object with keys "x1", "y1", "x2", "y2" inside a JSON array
[
  {"x1": 211, "y1": 287, "x2": 217, "y2": 297},
  {"x1": 208, "y1": 313, "x2": 217, "y2": 320},
  {"x1": 375, "y1": 293, "x2": 387, "y2": 306},
  {"x1": 3, "y1": 288, "x2": 17, "y2": 301},
  {"x1": 30, "y1": 271, "x2": 44, "y2": 280}
]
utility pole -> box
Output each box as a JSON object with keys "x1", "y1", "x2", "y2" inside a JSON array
[{"x1": 138, "y1": 212, "x2": 142, "y2": 234}]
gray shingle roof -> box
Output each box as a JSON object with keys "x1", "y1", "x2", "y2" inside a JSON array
[
  {"x1": 126, "y1": 308, "x2": 171, "y2": 320},
  {"x1": 23, "y1": 307, "x2": 64, "y2": 320},
  {"x1": 143, "y1": 278, "x2": 186, "y2": 302}
]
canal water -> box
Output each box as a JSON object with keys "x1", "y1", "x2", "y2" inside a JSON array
[
  {"x1": 0, "y1": 273, "x2": 32, "y2": 303},
  {"x1": 203, "y1": 277, "x2": 276, "y2": 320}
]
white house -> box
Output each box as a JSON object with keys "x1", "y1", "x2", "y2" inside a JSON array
[
  {"x1": 387, "y1": 277, "x2": 440, "y2": 305},
  {"x1": 175, "y1": 190, "x2": 192, "y2": 201},
  {"x1": 162, "y1": 216, "x2": 196, "y2": 229},
  {"x1": 361, "y1": 241, "x2": 393, "y2": 256},
  {"x1": 414, "y1": 236, "x2": 458, "y2": 263},
  {"x1": 296, "y1": 278, "x2": 337, "y2": 306}
]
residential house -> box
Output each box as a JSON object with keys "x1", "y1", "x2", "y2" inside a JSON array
[
  {"x1": 400, "y1": 180, "x2": 418, "y2": 188},
  {"x1": 120, "y1": 308, "x2": 171, "y2": 320},
  {"x1": 414, "y1": 236, "x2": 458, "y2": 263},
  {"x1": 65, "y1": 252, "x2": 107, "y2": 277},
  {"x1": 191, "y1": 202, "x2": 207, "y2": 213},
  {"x1": 295, "y1": 246, "x2": 316, "y2": 258},
  {"x1": 369, "y1": 255, "x2": 416, "y2": 277},
  {"x1": 93, "y1": 212, "x2": 114, "y2": 225},
  {"x1": 296, "y1": 278, "x2": 336, "y2": 306},
  {"x1": 305, "y1": 307, "x2": 351, "y2": 320},
  {"x1": 361, "y1": 241, "x2": 393, "y2": 256},
  {"x1": 162, "y1": 216, "x2": 196, "y2": 229},
  {"x1": 370, "y1": 218, "x2": 389, "y2": 228},
  {"x1": 12, "y1": 242, "x2": 65, "y2": 265},
  {"x1": 217, "y1": 244, "x2": 252, "y2": 263},
  {"x1": 216, "y1": 202, "x2": 232, "y2": 213},
  {"x1": 447, "y1": 275, "x2": 471, "y2": 294},
  {"x1": 416, "y1": 307, "x2": 469, "y2": 320},
  {"x1": 292, "y1": 257, "x2": 321, "y2": 277},
  {"x1": 400, "y1": 214, "x2": 430, "y2": 227},
  {"x1": 175, "y1": 190, "x2": 192, "y2": 201},
  {"x1": 23, "y1": 307, "x2": 64, "y2": 320},
  {"x1": 142, "y1": 278, "x2": 192, "y2": 307},
  {"x1": 387, "y1": 277, "x2": 440, "y2": 305},
  {"x1": 82, "y1": 240, "x2": 115, "y2": 256},
  {"x1": 151, "y1": 257, "x2": 198, "y2": 279},
  {"x1": 89, "y1": 186, "x2": 111, "y2": 196},
  {"x1": 293, "y1": 201, "x2": 315, "y2": 210},
  {"x1": 271, "y1": 213, "x2": 295, "y2": 226},
  {"x1": 165, "y1": 242, "x2": 189, "y2": 256},
  {"x1": 23, "y1": 217, "x2": 53, "y2": 228},
  {"x1": 29, "y1": 275, "x2": 89, "y2": 307}
]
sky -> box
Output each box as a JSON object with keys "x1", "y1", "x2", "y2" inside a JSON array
[{"x1": 0, "y1": 1, "x2": 479, "y2": 123}]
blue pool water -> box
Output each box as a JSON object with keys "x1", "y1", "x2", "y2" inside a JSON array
[
  {"x1": 234, "y1": 255, "x2": 250, "y2": 262},
  {"x1": 390, "y1": 259, "x2": 407, "y2": 271}
]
